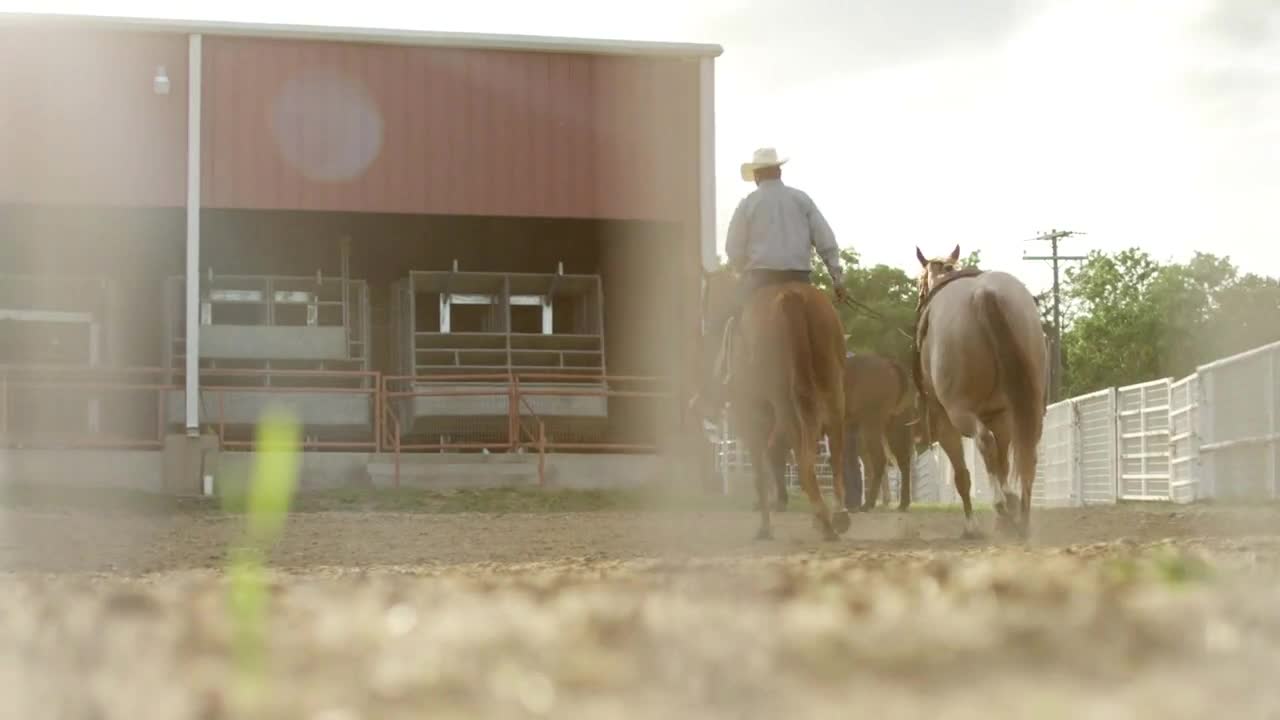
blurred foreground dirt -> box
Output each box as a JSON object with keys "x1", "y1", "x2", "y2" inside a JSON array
[{"x1": 2, "y1": 503, "x2": 1279, "y2": 719}]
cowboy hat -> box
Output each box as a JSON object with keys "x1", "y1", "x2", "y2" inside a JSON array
[{"x1": 740, "y1": 147, "x2": 788, "y2": 182}]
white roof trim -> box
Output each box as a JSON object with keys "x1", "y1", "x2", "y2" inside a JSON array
[{"x1": 0, "y1": 12, "x2": 724, "y2": 58}]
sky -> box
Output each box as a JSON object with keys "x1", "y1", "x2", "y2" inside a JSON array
[{"x1": 2, "y1": 0, "x2": 1277, "y2": 296}]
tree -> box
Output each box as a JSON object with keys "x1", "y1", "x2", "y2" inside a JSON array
[
  {"x1": 813, "y1": 249, "x2": 918, "y2": 362},
  {"x1": 1061, "y1": 248, "x2": 1278, "y2": 396},
  {"x1": 1061, "y1": 249, "x2": 1166, "y2": 395}
]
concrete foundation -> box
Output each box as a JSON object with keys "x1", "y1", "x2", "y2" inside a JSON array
[
  {"x1": 166, "y1": 390, "x2": 375, "y2": 428},
  {"x1": 162, "y1": 432, "x2": 221, "y2": 495},
  {"x1": 0, "y1": 449, "x2": 673, "y2": 493},
  {"x1": 0, "y1": 448, "x2": 166, "y2": 492},
  {"x1": 200, "y1": 325, "x2": 351, "y2": 360}
]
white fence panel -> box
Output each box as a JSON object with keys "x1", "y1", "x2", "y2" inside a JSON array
[
  {"x1": 1198, "y1": 341, "x2": 1280, "y2": 500},
  {"x1": 1116, "y1": 378, "x2": 1173, "y2": 501},
  {"x1": 1168, "y1": 373, "x2": 1200, "y2": 503},
  {"x1": 1073, "y1": 387, "x2": 1118, "y2": 504},
  {"x1": 909, "y1": 447, "x2": 948, "y2": 503},
  {"x1": 710, "y1": 340, "x2": 1280, "y2": 507},
  {"x1": 1034, "y1": 399, "x2": 1078, "y2": 506},
  {"x1": 933, "y1": 400, "x2": 1077, "y2": 509}
]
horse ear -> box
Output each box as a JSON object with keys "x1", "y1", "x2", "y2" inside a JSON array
[
  {"x1": 949, "y1": 244, "x2": 961, "y2": 262},
  {"x1": 915, "y1": 247, "x2": 927, "y2": 267}
]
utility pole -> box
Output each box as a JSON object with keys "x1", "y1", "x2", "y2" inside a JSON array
[{"x1": 1023, "y1": 229, "x2": 1087, "y2": 402}]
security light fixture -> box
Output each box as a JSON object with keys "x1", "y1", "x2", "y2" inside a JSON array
[{"x1": 153, "y1": 65, "x2": 170, "y2": 95}]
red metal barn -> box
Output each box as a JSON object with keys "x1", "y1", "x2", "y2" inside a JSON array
[{"x1": 0, "y1": 13, "x2": 720, "y2": 489}]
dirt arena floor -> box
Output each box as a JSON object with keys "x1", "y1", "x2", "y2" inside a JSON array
[{"x1": 3, "y1": 490, "x2": 1280, "y2": 720}]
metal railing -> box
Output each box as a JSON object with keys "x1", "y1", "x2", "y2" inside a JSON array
[
  {"x1": 0, "y1": 364, "x2": 176, "y2": 449},
  {"x1": 2, "y1": 366, "x2": 674, "y2": 468},
  {"x1": 183, "y1": 367, "x2": 382, "y2": 451}
]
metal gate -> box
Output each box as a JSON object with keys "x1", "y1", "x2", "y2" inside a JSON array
[
  {"x1": 1168, "y1": 374, "x2": 1200, "y2": 503},
  {"x1": 1074, "y1": 387, "x2": 1118, "y2": 504},
  {"x1": 1117, "y1": 379, "x2": 1172, "y2": 501},
  {"x1": 1198, "y1": 341, "x2": 1280, "y2": 500},
  {"x1": 1034, "y1": 399, "x2": 1077, "y2": 506}
]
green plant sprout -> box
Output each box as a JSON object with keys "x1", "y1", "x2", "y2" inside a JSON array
[{"x1": 223, "y1": 405, "x2": 301, "y2": 712}]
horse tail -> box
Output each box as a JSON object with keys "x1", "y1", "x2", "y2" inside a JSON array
[
  {"x1": 973, "y1": 287, "x2": 1043, "y2": 464},
  {"x1": 777, "y1": 290, "x2": 819, "y2": 453}
]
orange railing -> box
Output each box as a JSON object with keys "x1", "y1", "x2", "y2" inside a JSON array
[
  {"x1": 511, "y1": 374, "x2": 548, "y2": 486},
  {"x1": 513, "y1": 373, "x2": 671, "y2": 453},
  {"x1": 181, "y1": 367, "x2": 382, "y2": 451},
  {"x1": 376, "y1": 384, "x2": 401, "y2": 484},
  {"x1": 2, "y1": 366, "x2": 674, "y2": 469}
]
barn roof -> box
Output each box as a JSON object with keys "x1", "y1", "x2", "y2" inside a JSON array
[{"x1": 0, "y1": 12, "x2": 724, "y2": 59}]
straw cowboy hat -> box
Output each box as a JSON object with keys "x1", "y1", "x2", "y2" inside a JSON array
[{"x1": 740, "y1": 147, "x2": 788, "y2": 181}]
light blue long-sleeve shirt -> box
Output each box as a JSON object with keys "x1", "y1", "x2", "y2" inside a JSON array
[{"x1": 725, "y1": 179, "x2": 843, "y2": 284}]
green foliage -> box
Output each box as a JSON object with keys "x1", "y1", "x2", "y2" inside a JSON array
[
  {"x1": 225, "y1": 406, "x2": 302, "y2": 711},
  {"x1": 812, "y1": 249, "x2": 918, "y2": 361},
  {"x1": 720, "y1": 239, "x2": 1279, "y2": 398},
  {"x1": 1062, "y1": 249, "x2": 1280, "y2": 396}
]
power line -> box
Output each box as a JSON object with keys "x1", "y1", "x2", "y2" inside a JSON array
[{"x1": 1023, "y1": 229, "x2": 1087, "y2": 402}]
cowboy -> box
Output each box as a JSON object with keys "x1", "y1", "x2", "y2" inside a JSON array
[{"x1": 706, "y1": 148, "x2": 849, "y2": 386}]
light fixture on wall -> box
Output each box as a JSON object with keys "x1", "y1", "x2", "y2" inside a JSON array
[{"x1": 153, "y1": 65, "x2": 170, "y2": 95}]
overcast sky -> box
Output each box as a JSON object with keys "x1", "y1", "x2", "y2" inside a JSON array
[{"x1": 3, "y1": 0, "x2": 1276, "y2": 295}]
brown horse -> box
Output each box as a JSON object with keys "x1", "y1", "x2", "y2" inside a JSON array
[
  {"x1": 702, "y1": 268, "x2": 851, "y2": 541},
  {"x1": 914, "y1": 245, "x2": 1048, "y2": 539},
  {"x1": 761, "y1": 352, "x2": 917, "y2": 513}
]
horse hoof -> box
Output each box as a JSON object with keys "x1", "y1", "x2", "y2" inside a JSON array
[
  {"x1": 995, "y1": 513, "x2": 1019, "y2": 538},
  {"x1": 822, "y1": 528, "x2": 841, "y2": 542},
  {"x1": 754, "y1": 527, "x2": 774, "y2": 542},
  {"x1": 774, "y1": 498, "x2": 788, "y2": 512},
  {"x1": 896, "y1": 503, "x2": 911, "y2": 514},
  {"x1": 832, "y1": 510, "x2": 852, "y2": 535}
]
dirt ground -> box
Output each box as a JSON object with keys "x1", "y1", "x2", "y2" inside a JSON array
[{"x1": 3, "y1": 497, "x2": 1280, "y2": 719}]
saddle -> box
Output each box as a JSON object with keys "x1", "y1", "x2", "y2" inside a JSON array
[{"x1": 910, "y1": 268, "x2": 985, "y2": 443}]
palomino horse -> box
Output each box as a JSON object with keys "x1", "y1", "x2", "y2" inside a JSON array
[
  {"x1": 762, "y1": 352, "x2": 917, "y2": 513},
  {"x1": 701, "y1": 268, "x2": 851, "y2": 541},
  {"x1": 913, "y1": 245, "x2": 1048, "y2": 539}
]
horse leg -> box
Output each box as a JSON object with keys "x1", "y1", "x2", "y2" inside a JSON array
[
  {"x1": 843, "y1": 423, "x2": 865, "y2": 512},
  {"x1": 768, "y1": 439, "x2": 790, "y2": 512},
  {"x1": 860, "y1": 427, "x2": 888, "y2": 513},
  {"x1": 793, "y1": 429, "x2": 837, "y2": 542},
  {"x1": 826, "y1": 427, "x2": 851, "y2": 535},
  {"x1": 748, "y1": 443, "x2": 774, "y2": 541},
  {"x1": 980, "y1": 415, "x2": 1020, "y2": 538},
  {"x1": 1014, "y1": 435, "x2": 1039, "y2": 542},
  {"x1": 935, "y1": 415, "x2": 980, "y2": 538},
  {"x1": 890, "y1": 421, "x2": 914, "y2": 512}
]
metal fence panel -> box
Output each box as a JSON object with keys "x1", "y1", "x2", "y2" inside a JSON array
[
  {"x1": 1034, "y1": 399, "x2": 1077, "y2": 506},
  {"x1": 711, "y1": 340, "x2": 1280, "y2": 508},
  {"x1": 1073, "y1": 388, "x2": 1118, "y2": 504},
  {"x1": 1168, "y1": 373, "x2": 1200, "y2": 503},
  {"x1": 1198, "y1": 341, "x2": 1280, "y2": 501},
  {"x1": 909, "y1": 447, "x2": 947, "y2": 503},
  {"x1": 1117, "y1": 378, "x2": 1172, "y2": 501}
]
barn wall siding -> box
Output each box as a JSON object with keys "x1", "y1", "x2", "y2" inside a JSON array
[
  {"x1": 199, "y1": 37, "x2": 699, "y2": 221},
  {"x1": 0, "y1": 29, "x2": 189, "y2": 208}
]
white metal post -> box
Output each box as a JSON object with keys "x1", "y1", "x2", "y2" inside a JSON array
[
  {"x1": 184, "y1": 33, "x2": 203, "y2": 435},
  {"x1": 1269, "y1": 350, "x2": 1277, "y2": 498},
  {"x1": 697, "y1": 56, "x2": 716, "y2": 272},
  {"x1": 88, "y1": 323, "x2": 101, "y2": 433}
]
